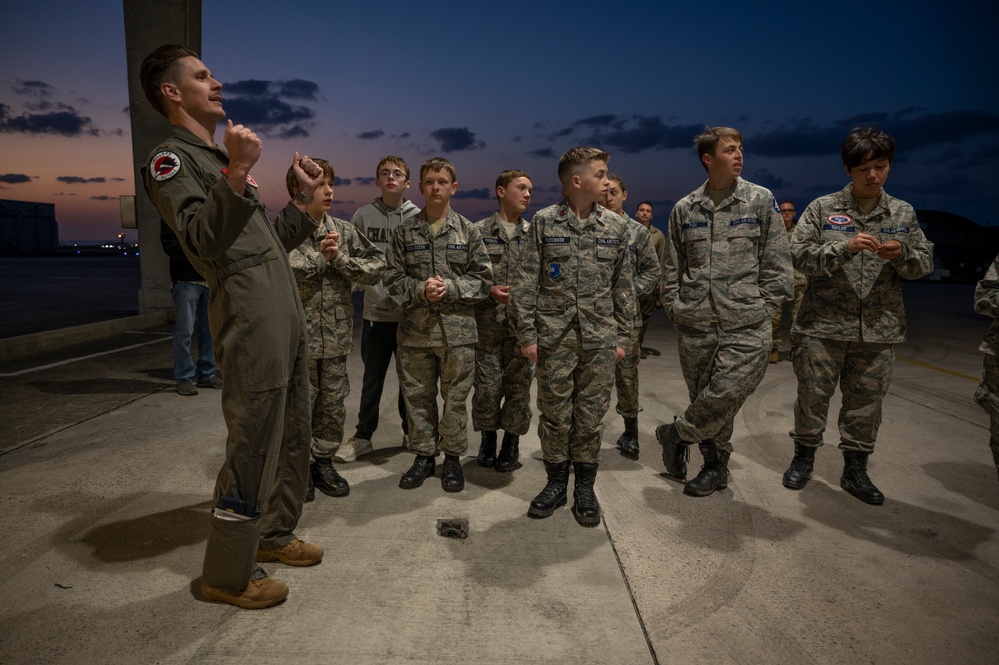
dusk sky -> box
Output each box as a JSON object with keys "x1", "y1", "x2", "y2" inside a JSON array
[{"x1": 1, "y1": 1, "x2": 997, "y2": 242}]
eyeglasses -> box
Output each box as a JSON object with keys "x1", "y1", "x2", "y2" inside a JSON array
[{"x1": 378, "y1": 170, "x2": 407, "y2": 181}]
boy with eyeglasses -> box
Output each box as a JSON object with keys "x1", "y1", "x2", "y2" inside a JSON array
[{"x1": 341, "y1": 157, "x2": 420, "y2": 462}]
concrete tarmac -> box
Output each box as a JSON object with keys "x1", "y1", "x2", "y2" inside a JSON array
[{"x1": 0, "y1": 282, "x2": 996, "y2": 664}]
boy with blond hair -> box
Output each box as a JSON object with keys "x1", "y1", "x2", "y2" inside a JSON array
[
  {"x1": 340, "y1": 157, "x2": 420, "y2": 462},
  {"x1": 473, "y1": 169, "x2": 535, "y2": 472},
  {"x1": 286, "y1": 159, "x2": 385, "y2": 500},
  {"x1": 510, "y1": 147, "x2": 634, "y2": 526},
  {"x1": 383, "y1": 157, "x2": 492, "y2": 493}
]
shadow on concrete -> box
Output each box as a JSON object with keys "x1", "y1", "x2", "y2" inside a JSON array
[{"x1": 28, "y1": 378, "x2": 170, "y2": 395}]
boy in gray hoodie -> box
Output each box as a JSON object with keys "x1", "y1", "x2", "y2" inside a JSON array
[{"x1": 339, "y1": 157, "x2": 420, "y2": 462}]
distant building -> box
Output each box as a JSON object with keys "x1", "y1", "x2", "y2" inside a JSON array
[
  {"x1": 0, "y1": 199, "x2": 59, "y2": 254},
  {"x1": 918, "y1": 210, "x2": 999, "y2": 283}
]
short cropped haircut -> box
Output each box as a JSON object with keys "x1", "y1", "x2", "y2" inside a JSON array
[
  {"x1": 607, "y1": 172, "x2": 627, "y2": 193},
  {"x1": 496, "y1": 169, "x2": 531, "y2": 190},
  {"x1": 420, "y1": 157, "x2": 457, "y2": 183},
  {"x1": 695, "y1": 127, "x2": 743, "y2": 171},
  {"x1": 557, "y1": 147, "x2": 609, "y2": 187},
  {"x1": 286, "y1": 158, "x2": 334, "y2": 197},
  {"x1": 637, "y1": 201, "x2": 654, "y2": 211},
  {"x1": 376, "y1": 156, "x2": 410, "y2": 180},
  {"x1": 842, "y1": 127, "x2": 895, "y2": 170},
  {"x1": 139, "y1": 44, "x2": 200, "y2": 117},
  {"x1": 779, "y1": 199, "x2": 795, "y2": 209}
]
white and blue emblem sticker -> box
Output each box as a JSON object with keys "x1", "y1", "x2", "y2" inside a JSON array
[{"x1": 828, "y1": 214, "x2": 853, "y2": 226}]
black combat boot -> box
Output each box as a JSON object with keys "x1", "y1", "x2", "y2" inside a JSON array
[
  {"x1": 840, "y1": 450, "x2": 884, "y2": 505},
  {"x1": 617, "y1": 417, "x2": 640, "y2": 459},
  {"x1": 495, "y1": 432, "x2": 521, "y2": 472},
  {"x1": 782, "y1": 441, "x2": 816, "y2": 490},
  {"x1": 655, "y1": 421, "x2": 690, "y2": 480},
  {"x1": 305, "y1": 470, "x2": 315, "y2": 502},
  {"x1": 399, "y1": 454, "x2": 436, "y2": 489},
  {"x1": 311, "y1": 457, "x2": 350, "y2": 497},
  {"x1": 571, "y1": 462, "x2": 601, "y2": 527},
  {"x1": 476, "y1": 431, "x2": 497, "y2": 467},
  {"x1": 441, "y1": 454, "x2": 465, "y2": 492},
  {"x1": 528, "y1": 460, "x2": 571, "y2": 518},
  {"x1": 684, "y1": 442, "x2": 730, "y2": 497}
]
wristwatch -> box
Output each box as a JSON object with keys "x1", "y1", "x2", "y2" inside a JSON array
[{"x1": 294, "y1": 191, "x2": 313, "y2": 204}]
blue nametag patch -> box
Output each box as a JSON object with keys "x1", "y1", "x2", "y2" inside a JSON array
[
  {"x1": 544, "y1": 236, "x2": 570, "y2": 245},
  {"x1": 682, "y1": 221, "x2": 708, "y2": 230},
  {"x1": 822, "y1": 224, "x2": 856, "y2": 232},
  {"x1": 483, "y1": 237, "x2": 505, "y2": 245},
  {"x1": 405, "y1": 243, "x2": 430, "y2": 252},
  {"x1": 730, "y1": 217, "x2": 760, "y2": 226},
  {"x1": 447, "y1": 243, "x2": 468, "y2": 251},
  {"x1": 548, "y1": 263, "x2": 562, "y2": 279},
  {"x1": 596, "y1": 237, "x2": 621, "y2": 245},
  {"x1": 880, "y1": 227, "x2": 910, "y2": 235}
]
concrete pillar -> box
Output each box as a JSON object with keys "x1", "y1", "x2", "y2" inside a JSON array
[{"x1": 122, "y1": 0, "x2": 202, "y2": 313}]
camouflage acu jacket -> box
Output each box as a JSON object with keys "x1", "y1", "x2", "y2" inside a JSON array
[
  {"x1": 791, "y1": 184, "x2": 934, "y2": 344},
  {"x1": 474, "y1": 212, "x2": 531, "y2": 343},
  {"x1": 509, "y1": 201, "x2": 635, "y2": 351},
  {"x1": 383, "y1": 208, "x2": 492, "y2": 347},
  {"x1": 289, "y1": 214, "x2": 385, "y2": 358},
  {"x1": 661, "y1": 178, "x2": 792, "y2": 332},
  {"x1": 975, "y1": 253, "x2": 999, "y2": 355}
]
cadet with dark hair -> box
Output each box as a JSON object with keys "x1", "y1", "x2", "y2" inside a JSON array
[
  {"x1": 657, "y1": 127, "x2": 792, "y2": 497},
  {"x1": 785, "y1": 127, "x2": 933, "y2": 504},
  {"x1": 140, "y1": 44, "x2": 325, "y2": 609},
  {"x1": 473, "y1": 169, "x2": 535, "y2": 472}
]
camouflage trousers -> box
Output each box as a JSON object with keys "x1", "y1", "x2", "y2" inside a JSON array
[
  {"x1": 537, "y1": 323, "x2": 616, "y2": 464},
  {"x1": 790, "y1": 336, "x2": 894, "y2": 453},
  {"x1": 673, "y1": 319, "x2": 771, "y2": 452},
  {"x1": 614, "y1": 327, "x2": 642, "y2": 418},
  {"x1": 638, "y1": 292, "x2": 657, "y2": 347},
  {"x1": 308, "y1": 355, "x2": 348, "y2": 458},
  {"x1": 973, "y1": 352, "x2": 999, "y2": 481},
  {"x1": 397, "y1": 343, "x2": 475, "y2": 456},
  {"x1": 472, "y1": 336, "x2": 534, "y2": 435}
]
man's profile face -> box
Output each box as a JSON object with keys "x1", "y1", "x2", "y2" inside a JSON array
[
  {"x1": 574, "y1": 160, "x2": 610, "y2": 202},
  {"x1": 636, "y1": 204, "x2": 653, "y2": 225},
  {"x1": 704, "y1": 138, "x2": 743, "y2": 181},
  {"x1": 168, "y1": 56, "x2": 224, "y2": 122}
]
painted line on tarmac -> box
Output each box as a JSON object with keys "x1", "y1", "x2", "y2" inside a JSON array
[
  {"x1": 0, "y1": 336, "x2": 171, "y2": 377},
  {"x1": 896, "y1": 355, "x2": 979, "y2": 382}
]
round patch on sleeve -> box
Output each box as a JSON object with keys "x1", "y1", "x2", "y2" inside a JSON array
[{"x1": 150, "y1": 151, "x2": 181, "y2": 181}]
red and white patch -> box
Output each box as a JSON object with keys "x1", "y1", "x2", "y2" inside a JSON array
[
  {"x1": 150, "y1": 151, "x2": 181, "y2": 181},
  {"x1": 221, "y1": 168, "x2": 257, "y2": 188},
  {"x1": 828, "y1": 214, "x2": 853, "y2": 226}
]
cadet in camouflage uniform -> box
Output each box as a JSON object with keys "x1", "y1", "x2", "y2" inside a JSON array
[
  {"x1": 510, "y1": 147, "x2": 635, "y2": 526},
  {"x1": 785, "y1": 128, "x2": 934, "y2": 505},
  {"x1": 603, "y1": 175, "x2": 661, "y2": 459},
  {"x1": 472, "y1": 169, "x2": 536, "y2": 473},
  {"x1": 973, "y1": 253, "x2": 999, "y2": 483},
  {"x1": 656, "y1": 127, "x2": 792, "y2": 498},
  {"x1": 287, "y1": 159, "x2": 385, "y2": 500},
  {"x1": 140, "y1": 45, "x2": 324, "y2": 609},
  {"x1": 636, "y1": 201, "x2": 667, "y2": 358},
  {"x1": 769, "y1": 199, "x2": 807, "y2": 363},
  {"x1": 383, "y1": 157, "x2": 492, "y2": 493}
]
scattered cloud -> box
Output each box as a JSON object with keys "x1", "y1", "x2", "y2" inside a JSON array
[
  {"x1": 573, "y1": 114, "x2": 618, "y2": 128},
  {"x1": 528, "y1": 147, "x2": 555, "y2": 159},
  {"x1": 333, "y1": 176, "x2": 352, "y2": 186},
  {"x1": 430, "y1": 127, "x2": 485, "y2": 152},
  {"x1": 0, "y1": 173, "x2": 32, "y2": 184},
  {"x1": 587, "y1": 115, "x2": 702, "y2": 154},
  {"x1": 222, "y1": 78, "x2": 320, "y2": 138},
  {"x1": 56, "y1": 176, "x2": 125, "y2": 184},
  {"x1": 750, "y1": 168, "x2": 788, "y2": 190},
  {"x1": 353, "y1": 177, "x2": 376, "y2": 186},
  {"x1": 453, "y1": 188, "x2": 491, "y2": 200},
  {"x1": 90, "y1": 195, "x2": 117, "y2": 201},
  {"x1": 358, "y1": 129, "x2": 384, "y2": 140},
  {"x1": 0, "y1": 102, "x2": 99, "y2": 137},
  {"x1": 12, "y1": 79, "x2": 53, "y2": 97}
]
